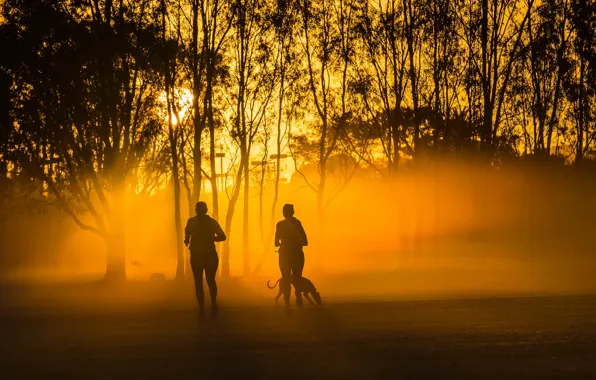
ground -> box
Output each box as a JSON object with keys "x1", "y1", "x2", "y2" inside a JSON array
[{"x1": 1, "y1": 279, "x2": 596, "y2": 379}]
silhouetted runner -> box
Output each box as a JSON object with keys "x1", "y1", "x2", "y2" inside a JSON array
[
  {"x1": 184, "y1": 201, "x2": 226, "y2": 320},
  {"x1": 275, "y1": 204, "x2": 308, "y2": 309}
]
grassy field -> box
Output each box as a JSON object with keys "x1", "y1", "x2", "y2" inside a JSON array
[{"x1": 1, "y1": 279, "x2": 596, "y2": 379}]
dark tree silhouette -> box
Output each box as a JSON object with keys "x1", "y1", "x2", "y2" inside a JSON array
[{"x1": 1, "y1": 0, "x2": 163, "y2": 281}]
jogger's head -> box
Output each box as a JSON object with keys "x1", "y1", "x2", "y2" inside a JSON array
[
  {"x1": 195, "y1": 201, "x2": 208, "y2": 215},
  {"x1": 282, "y1": 204, "x2": 294, "y2": 218}
]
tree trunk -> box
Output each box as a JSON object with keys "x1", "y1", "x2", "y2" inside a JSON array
[
  {"x1": 432, "y1": 0, "x2": 441, "y2": 150},
  {"x1": 104, "y1": 172, "x2": 126, "y2": 282},
  {"x1": 404, "y1": 0, "x2": 420, "y2": 157},
  {"x1": 104, "y1": 232, "x2": 126, "y2": 282},
  {"x1": 181, "y1": 115, "x2": 194, "y2": 280},
  {"x1": 576, "y1": 55, "x2": 585, "y2": 165},
  {"x1": 253, "y1": 66, "x2": 285, "y2": 275},
  {"x1": 243, "y1": 148, "x2": 250, "y2": 276},
  {"x1": 185, "y1": 196, "x2": 193, "y2": 279},
  {"x1": 208, "y1": 94, "x2": 219, "y2": 220},
  {"x1": 316, "y1": 165, "x2": 326, "y2": 269},
  {"x1": 392, "y1": 122, "x2": 400, "y2": 172},
  {"x1": 162, "y1": 0, "x2": 185, "y2": 281},
  {"x1": 171, "y1": 131, "x2": 184, "y2": 281},
  {"x1": 546, "y1": 6, "x2": 568, "y2": 155},
  {"x1": 191, "y1": 0, "x2": 202, "y2": 208},
  {"x1": 481, "y1": 0, "x2": 492, "y2": 149},
  {"x1": 221, "y1": 157, "x2": 247, "y2": 278}
]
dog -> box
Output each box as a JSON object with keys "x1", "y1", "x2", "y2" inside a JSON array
[{"x1": 267, "y1": 276, "x2": 322, "y2": 306}]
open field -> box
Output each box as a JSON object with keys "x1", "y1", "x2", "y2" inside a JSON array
[{"x1": 1, "y1": 278, "x2": 596, "y2": 379}]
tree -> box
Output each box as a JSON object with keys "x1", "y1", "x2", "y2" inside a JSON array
[
  {"x1": 159, "y1": 0, "x2": 187, "y2": 280},
  {"x1": 567, "y1": 0, "x2": 596, "y2": 164},
  {"x1": 219, "y1": 0, "x2": 276, "y2": 276},
  {"x1": 521, "y1": 0, "x2": 572, "y2": 156},
  {"x1": 353, "y1": 0, "x2": 408, "y2": 174},
  {"x1": 297, "y1": 0, "x2": 359, "y2": 264},
  {"x1": 456, "y1": 0, "x2": 536, "y2": 157},
  {"x1": 252, "y1": 0, "x2": 302, "y2": 274},
  {"x1": 1, "y1": 0, "x2": 163, "y2": 281},
  {"x1": 199, "y1": 0, "x2": 234, "y2": 222}
]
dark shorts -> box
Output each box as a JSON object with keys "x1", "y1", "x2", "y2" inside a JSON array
[
  {"x1": 190, "y1": 251, "x2": 219, "y2": 279},
  {"x1": 279, "y1": 251, "x2": 304, "y2": 270}
]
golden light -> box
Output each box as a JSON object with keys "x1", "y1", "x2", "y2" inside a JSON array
[{"x1": 159, "y1": 87, "x2": 193, "y2": 128}]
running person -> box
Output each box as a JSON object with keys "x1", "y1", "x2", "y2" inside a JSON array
[
  {"x1": 275, "y1": 204, "x2": 308, "y2": 309},
  {"x1": 184, "y1": 201, "x2": 226, "y2": 320}
]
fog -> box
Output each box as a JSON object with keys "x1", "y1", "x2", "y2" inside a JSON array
[{"x1": 3, "y1": 161, "x2": 596, "y2": 299}]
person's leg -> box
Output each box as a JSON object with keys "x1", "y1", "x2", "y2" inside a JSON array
[
  {"x1": 190, "y1": 255, "x2": 206, "y2": 318},
  {"x1": 205, "y1": 255, "x2": 219, "y2": 318},
  {"x1": 295, "y1": 252, "x2": 305, "y2": 279},
  {"x1": 293, "y1": 270, "x2": 302, "y2": 307},
  {"x1": 293, "y1": 253, "x2": 305, "y2": 307},
  {"x1": 279, "y1": 254, "x2": 292, "y2": 308}
]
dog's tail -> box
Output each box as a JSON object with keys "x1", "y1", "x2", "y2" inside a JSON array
[{"x1": 267, "y1": 278, "x2": 281, "y2": 289}]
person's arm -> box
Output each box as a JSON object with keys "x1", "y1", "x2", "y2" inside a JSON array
[
  {"x1": 184, "y1": 218, "x2": 191, "y2": 246},
  {"x1": 274, "y1": 222, "x2": 281, "y2": 247},
  {"x1": 213, "y1": 220, "x2": 227, "y2": 242},
  {"x1": 298, "y1": 221, "x2": 308, "y2": 247}
]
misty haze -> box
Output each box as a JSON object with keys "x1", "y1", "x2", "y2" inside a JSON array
[{"x1": 1, "y1": 0, "x2": 596, "y2": 378}]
